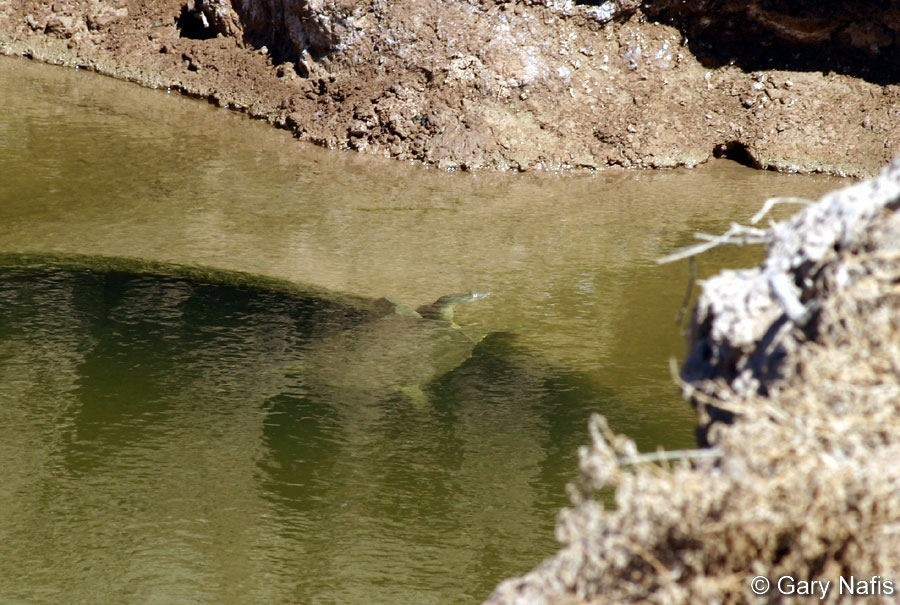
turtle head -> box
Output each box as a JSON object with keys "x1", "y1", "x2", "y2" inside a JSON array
[{"x1": 416, "y1": 291, "x2": 491, "y2": 322}]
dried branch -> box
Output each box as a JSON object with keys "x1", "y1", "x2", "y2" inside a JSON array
[
  {"x1": 616, "y1": 447, "x2": 724, "y2": 467},
  {"x1": 657, "y1": 222, "x2": 770, "y2": 265},
  {"x1": 749, "y1": 196, "x2": 813, "y2": 225}
]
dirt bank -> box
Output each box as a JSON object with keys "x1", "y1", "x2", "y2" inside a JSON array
[
  {"x1": 1, "y1": 0, "x2": 898, "y2": 175},
  {"x1": 486, "y1": 162, "x2": 900, "y2": 603}
]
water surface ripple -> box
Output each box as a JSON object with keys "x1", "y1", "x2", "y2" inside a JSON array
[{"x1": 0, "y1": 55, "x2": 842, "y2": 603}]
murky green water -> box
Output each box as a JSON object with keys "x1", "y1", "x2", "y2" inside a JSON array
[{"x1": 0, "y1": 55, "x2": 843, "y2": 603}]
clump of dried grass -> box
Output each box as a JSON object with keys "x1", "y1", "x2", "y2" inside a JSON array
[{"x1": 486, "y1": 160, "x2": 900, "y2": 604}]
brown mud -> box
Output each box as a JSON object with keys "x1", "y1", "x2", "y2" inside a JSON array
[{"x1": 1, "y1": 0, "x2": 898, "y2": 175}]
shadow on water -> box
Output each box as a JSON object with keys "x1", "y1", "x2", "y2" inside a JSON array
[
  {"x1": 0, "y1": 258, "x2": 623, "y2": 602},
  {"x1": 433, "y1": 331, "x2": 624, "y2": 501},
  {"x1": 257, "y1": 327, "x2": 629, "y2": 600},
  {"x1": 0, "y1": 259, "x2": 373, "y2": 468}
]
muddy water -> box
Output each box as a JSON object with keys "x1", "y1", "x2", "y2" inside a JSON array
[{"x1": 0, "y1": 55, "x2": 842, "y2": 603}]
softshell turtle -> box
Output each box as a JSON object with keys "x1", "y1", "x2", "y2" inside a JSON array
[{"x1": 298, "y1": 291, "x2": 492, "y2": 404}]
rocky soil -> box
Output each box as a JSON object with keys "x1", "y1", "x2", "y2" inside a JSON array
[{"x1": 1, "y1": 0, "x2": 898, "y2": 175}]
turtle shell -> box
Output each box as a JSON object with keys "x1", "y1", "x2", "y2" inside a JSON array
[{"x1": 299, "y1": 314, "x2": 486, "y2": 398}]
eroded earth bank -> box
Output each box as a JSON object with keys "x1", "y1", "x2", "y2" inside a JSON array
[{"x1": 2, "y1": 0, "x2": 899, "y2": 175}]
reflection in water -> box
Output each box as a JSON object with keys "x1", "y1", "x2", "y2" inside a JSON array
[
  {"x1": 0, "y1": 267, "x2": 598, "y2": 602},
  {"x1": 0, "y1": 55, "x2": 846, "y2": 602}
]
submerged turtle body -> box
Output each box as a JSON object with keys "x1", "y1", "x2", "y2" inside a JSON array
[{"x1": 300, "y1": 291, "x2": 491, "y2": 403}]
